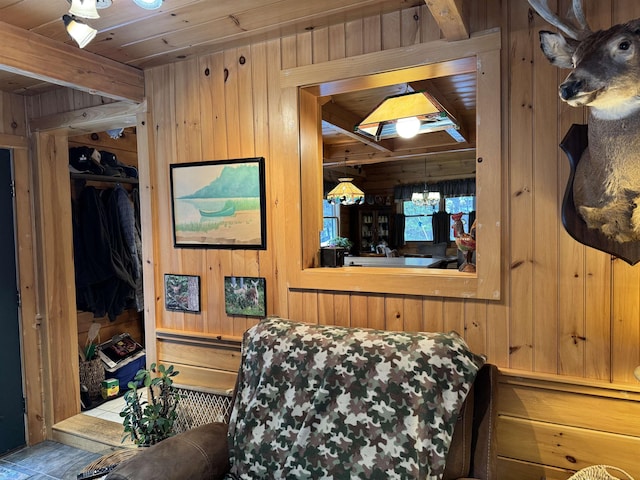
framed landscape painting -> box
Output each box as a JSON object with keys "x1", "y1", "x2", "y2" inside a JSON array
[{"x1": 170, "y1": 157, "x2": 266, "y2": 249}]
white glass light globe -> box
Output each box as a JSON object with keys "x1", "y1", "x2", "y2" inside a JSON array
[{"x1": 395, "y1": 116, "x2": 421, "y2": 139}]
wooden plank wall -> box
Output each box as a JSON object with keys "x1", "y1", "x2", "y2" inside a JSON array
[
  {"x1": 15, "y1": 0, "x2": 640, "y2": 475},
  {"x1": 139, "y1": 1, "x2": 640, "y2": 477}
]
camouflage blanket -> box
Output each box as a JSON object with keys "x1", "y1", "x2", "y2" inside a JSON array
[{"x1": 226, "y1": 318, "x2": 485, "y2": 480}]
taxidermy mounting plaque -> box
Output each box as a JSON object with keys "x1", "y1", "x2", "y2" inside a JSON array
[{"x1": 560, "y1": 124, "x2": 640, "y2": 265}]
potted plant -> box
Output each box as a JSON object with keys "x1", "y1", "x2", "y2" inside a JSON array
[
  {"x1": 120, "y1": 363, "x2": 181, "y2": 446},
  {"x1": 321, "y1": 236, "x2": 353, "y2": 267},
  {"x1": 327, "y1": 236, "x2": 353, "y2": 250}
]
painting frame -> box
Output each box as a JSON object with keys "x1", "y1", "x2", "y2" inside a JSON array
[
  {"x1": 170, "y1": 157, "x2": 267, "y2": 249},
  {"x1": 164, "y1": 274, "x2": 201, "y2": 313},
  {"x1": 224, "y1": 276, "x2": 267, "y2": 318}
]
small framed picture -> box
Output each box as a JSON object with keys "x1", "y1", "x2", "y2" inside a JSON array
[
  {"x1": 164, "y1": 274, "x2": 201, "y2": 313},
  {"x1": 224, "y1": 276, "x2": 266, "y2": 317}
]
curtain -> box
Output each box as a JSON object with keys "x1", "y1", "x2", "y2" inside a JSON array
[
  {"x1": 393, "y1": 178, "x2": 475, "y2": 201},
  {"x1": 432, "y1": 211, "x2": 451, "y2": 244},
  {"x1": 392, "y1": 214, "x2": 405, "y2": 247}
]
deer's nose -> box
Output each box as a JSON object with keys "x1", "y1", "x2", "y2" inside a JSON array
[{"x1": 559, "y1": 80, "x2": 583, "y2": 100}]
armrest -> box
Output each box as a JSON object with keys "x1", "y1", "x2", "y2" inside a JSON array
[
  {"x1": 468, "y1": 364, "x2": 498, "y2": 480},
  {"x1": 106, "y1": 422, "x2": 230, "y2": 480}
]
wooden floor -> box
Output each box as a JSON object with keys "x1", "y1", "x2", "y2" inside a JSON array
[{"x1": 0, "y1": 441, "x2": 101, "y2": 480}]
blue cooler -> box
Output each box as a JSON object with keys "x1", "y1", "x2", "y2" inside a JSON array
[{"x1": 104, "y1": 351, "x2": 146, "y2": 388}]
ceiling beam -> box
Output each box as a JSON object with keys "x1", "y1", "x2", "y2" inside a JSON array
[
  {"x1": 424, "y1": 0, "x2": 469, "y2": 41},
  {"x1": 0, "y1": 20, "x2": 144, "y2": 103},
  {"x1": 322, "y1": 101, "x2": 393, "y2": 153}
]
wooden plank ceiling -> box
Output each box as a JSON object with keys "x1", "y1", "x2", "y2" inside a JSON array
[
  {"x1": 0, "y1": 0, "x2": 474, "y2": 185},
  {"x1": 0, "y1": 0, "x2": 467, "y2": 94}
]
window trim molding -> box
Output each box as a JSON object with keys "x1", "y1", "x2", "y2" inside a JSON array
[{"x1": 284, "y1": 29, "x2": 502, "y2": 300}]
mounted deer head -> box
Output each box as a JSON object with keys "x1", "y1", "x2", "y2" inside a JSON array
[{"x1": 529, "y1": 0, "x2": 640, "y2": 245}]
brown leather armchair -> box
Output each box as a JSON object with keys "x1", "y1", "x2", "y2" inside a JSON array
[{"x1": 107, "y1": 321, "x2": 497, "y2": 480}]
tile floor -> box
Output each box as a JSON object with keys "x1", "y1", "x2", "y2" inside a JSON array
[
  {"x1": 82, "y1": 395, "x2": 127, "y2": 424},
  {"x1": 0, "y1": 442, "x2": 101, "y2": 480},
  {"x1": 0, "y1": 394, "x2": 140, "y2": 480}
]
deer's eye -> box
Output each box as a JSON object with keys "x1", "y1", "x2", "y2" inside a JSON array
[{"x1": 619, "y1": 40, "x2": 631, "y2": 50}]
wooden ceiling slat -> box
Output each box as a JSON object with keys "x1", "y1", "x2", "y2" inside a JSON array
[{"x1": 98, "y1": 0, "x2": 417, "y2": 66}]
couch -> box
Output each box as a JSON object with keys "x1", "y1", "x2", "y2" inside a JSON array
[{"x1": 107, "y1": 318, "x2": 497, "y2": 480}]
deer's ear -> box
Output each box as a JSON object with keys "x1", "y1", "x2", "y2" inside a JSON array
[{"x1": 539, "y1": 30, "x2": 576, "y2": 68}]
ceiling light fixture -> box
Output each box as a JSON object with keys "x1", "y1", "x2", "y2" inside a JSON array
[
  {"x1": 62, "y1": 0, "x2": 162, "y2": 48},
  {"x1": 133, "y1": 0, "x2": 163, "y2": 9},
  {"x1": 68, "y1": 0, "x2": 100, "y2": 19},
  {"x1": 62, "y1": 14, "x2": 98, "y2": 49},
  {"x1": 355, "y1": 91, "x2": 461, "y2": 142},
  {"x1": 327, "y1": 178, "x2": 365, "y2": 206}
]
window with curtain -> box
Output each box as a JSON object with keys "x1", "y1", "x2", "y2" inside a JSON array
[{"x1": 397, "y1": 178, "x2": 476, "y2": 243}]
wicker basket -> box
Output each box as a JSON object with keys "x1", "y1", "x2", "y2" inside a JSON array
[
  {"x1": 568, "y1": 466, "x2": 634, "y2": 480},
  {"x1": 79, "y1": 357, "x2": 105, "y2": 398}
]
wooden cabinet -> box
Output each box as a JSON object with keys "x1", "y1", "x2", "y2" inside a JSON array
[{"x1": 356, "y1": 208, "x2": 393, "y2": 254}]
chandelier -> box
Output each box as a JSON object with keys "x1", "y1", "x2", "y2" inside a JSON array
[
  {"x1": 411, "y1": 190, "x2": 440, "y2": 207},
  {"x1": 63, "y1": 0, "x2": 163, "y2": 49},
  {"x1": 411, "y1": 158, "x2": 440, "y2": 207}
]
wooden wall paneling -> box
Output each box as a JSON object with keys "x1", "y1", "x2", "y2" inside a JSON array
[
  {"x1": 350, "y1": 293, "x2": 369, "y2": 328},
  {"x1": 385, "y1": 295, "x2": 403, "y2": 331},
  {"x1": 317, "y1": 291, "x2": 335, "y2": 325},
  {"x1": 334, "y1": 291, "x2": 351, "y2": 327},
  {"x1": 499, "y1": 383, "x2": 640, "y2": 437},
  {"x1": 419, "y1": 4, "x2": 442, "y2": 43},
  {"x1": 265, "y1": 37, "x2": 290, "y2": 320},
  {"x1": 13, "y1": 141, "x2": 45, "y2": 444},
  {"x1": 68, "y1": 129, "x2": 139, "y2": 168},
  {"x1": 612, "y1": 262, "x2": 640, "y2": 383},
  {"x1": 464, "y1": 299, "x2": 487, "y2": 356},
  {"x1": 295, "y1": 31, "x2": 312, "y2": 67},
  {"x1": 311, "y1": 27, "x2": 329, "y2": 64},
  {"x1": 403, "y1": 295, "x2": 422, "y2": 332},
  {"x1": 381, "y1": 10, "x2": 401, "y2": 50},
  {"x1": 77, "y1": 311, "x2": 143, "y2": 347},
  {"x1": 367, "y1": 295, "x2": 385, "y2": 330},
  {"x1": 157, "y1": 339, "x2": 242, "y2": 373},
  {"x1": 329, "y1": 24, "x2": 346, "y2": 61},
  {"x1": 400, "y1": 6, "x2": 421, "y2": 47},
  {"x1": 250, "y1": 41, "x2": 275, "y2": 318},
  {"x1": 198, "y1": 51, "x2": 231, "y2": 336},
  {"x1": 345, "y1": 19, "x2": 364, "y2": 58},
  {"x1": 34, "y1": 132, "x2": 79, "y2": 423},
  {"x1": 498, "y1": 416, "x2": 640, "y2": 475},
  {"x1": 135, "y1": 105, "x2": 157, "y2": 365},
  {"x1": 363, "y1": 15, "x2": 382, "y2": 54},
  {"x1": 147, "y1": 64, "x2": 179, "y2": 331},
  {"x1": 487, "y1": 300, "x2": 509, "y2": 366},
  {"x1": 301, "y1": 290, "x2": 319, "y2": 324},
  {"x1": 531, "y1": 0, "x2": 560, "y2": 375},
  {"x1": 442, "y1": 298, "x2": 464, "y2": 336},
  {"x1": 422, "y1": 297, "x2": 444, "y2": 333},
  {"x1": 163, "y1": 361, "x2": 238, "y2": 392},
  {"x1": 497, "y1": 458, "x2": 574, "y2": 480},
  {"x1": 555, "y1": 0, "x2": 587, "y2": 378},
  {"x1": 288, "y1": 289, "x2": 303, "y2": 321},
  {"x1": 1, "y1": 90, "x2": 26, "y2": 134},
  {"x1": 507, "y1": 0, "x2": 534, "y2": 371}
]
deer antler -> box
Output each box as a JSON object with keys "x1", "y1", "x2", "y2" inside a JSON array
[{"x1": 528, "y1": 0, "x2": 591, "y2": 40}]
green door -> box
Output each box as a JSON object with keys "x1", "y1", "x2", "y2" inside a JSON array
[{"x1": 0, "y1": 149, "x2": 25, "y2": 454}]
